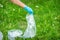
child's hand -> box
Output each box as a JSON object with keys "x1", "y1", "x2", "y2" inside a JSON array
[{"x1": 24, "y1": 6, "x2": 33, "y2": 15}]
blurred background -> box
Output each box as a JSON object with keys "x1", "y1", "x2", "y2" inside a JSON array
[{"x1": 0, "y1": 0, "x2": 60, "y2": 40}]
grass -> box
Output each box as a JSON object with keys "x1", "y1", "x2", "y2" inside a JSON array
[{"x1": 0, "y1": 0, "x2": 60, "y2": 40}]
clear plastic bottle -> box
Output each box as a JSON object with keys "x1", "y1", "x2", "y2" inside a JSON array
[
  {"x1": 8, "y1": 14, "x2": 36, "y2": 40},
  {"x1": 0, "y1": 31, "x2": 3, "y2": 40}
]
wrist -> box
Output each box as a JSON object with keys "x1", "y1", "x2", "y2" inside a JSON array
[{"x1": 24, "y1": 5, "x2": 33, "y2": 15}]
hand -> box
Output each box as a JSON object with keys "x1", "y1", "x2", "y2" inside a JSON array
[{"x1": 24, "y1": 6, "x2": 33, "y2": 14}]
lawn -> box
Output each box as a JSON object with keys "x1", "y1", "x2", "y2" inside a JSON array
[{"x1": 0, "y1": 0, "x2": 60, "y2": 40}]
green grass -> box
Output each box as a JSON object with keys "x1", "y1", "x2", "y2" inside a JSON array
[{"x1": 0, "y1": 0, "x2": 60, "y2": 40}]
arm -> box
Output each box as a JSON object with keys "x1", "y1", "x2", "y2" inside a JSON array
[
  {"x1": 11, "y1": 0, "x2": 25, "y2": 8},
  {"x1": 11, "y1": 0, "x2": 33, "y2": 14}
]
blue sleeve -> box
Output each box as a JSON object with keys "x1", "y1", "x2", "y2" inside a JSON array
[{"x1": 24, "y1": 6, "x2": 33, "y2": 15}]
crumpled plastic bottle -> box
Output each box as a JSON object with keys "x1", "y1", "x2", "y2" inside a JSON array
[
  {"x1": 0, "y1": 31, "x2": 3, "y2": 40},
  {"x1": 8, "y1": 14, "x2": 36, "y2": 40}
]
